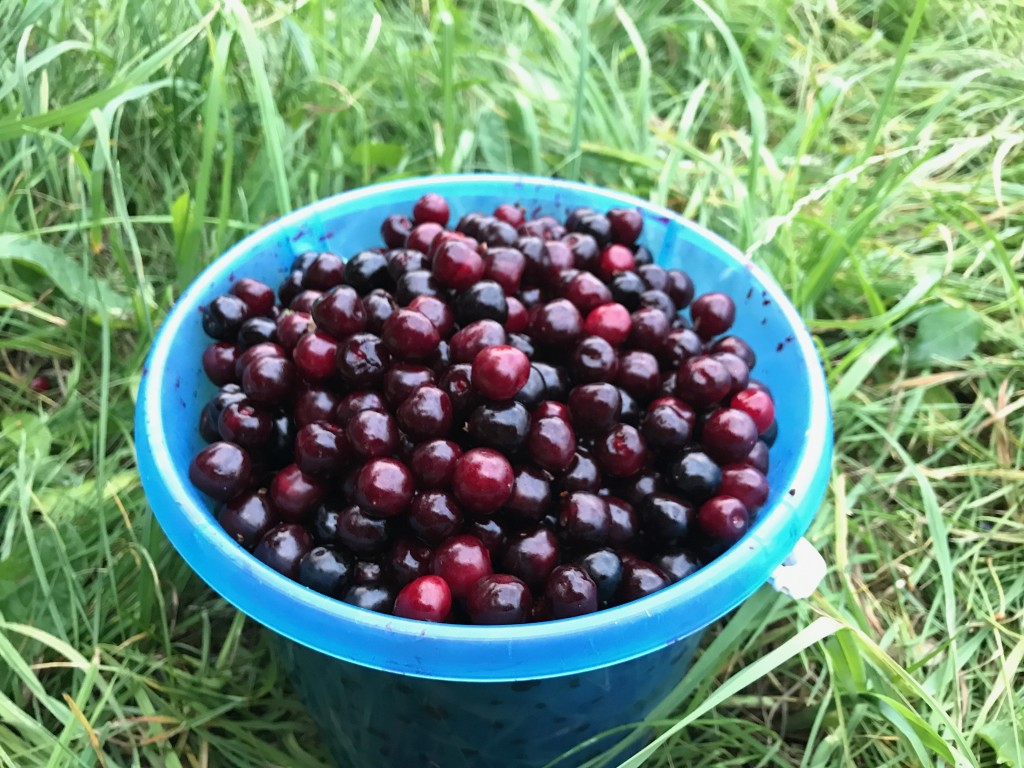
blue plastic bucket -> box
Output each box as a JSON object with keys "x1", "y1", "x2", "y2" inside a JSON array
[{"x1": 135, "y1": 174, "x2": 832, "y2": 768}]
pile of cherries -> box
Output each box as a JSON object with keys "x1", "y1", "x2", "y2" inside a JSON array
[{"x1": 189, "y1": 193, "x2": 777, "y2": 625}]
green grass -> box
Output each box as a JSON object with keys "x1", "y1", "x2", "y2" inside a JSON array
[{"x1": 2, "y1": 0, "x2": 1023, "y2": 765}]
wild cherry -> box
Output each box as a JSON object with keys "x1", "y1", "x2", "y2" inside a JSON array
[
  {"x1": 719, "y1": 464, "x2": 769, "y2": 511},
  {"x1": 293, "y1": 331, "x2": 338, "y2": 382},
  {"x1": 313, "y1": 286, "x2": 366, "y2": 338},
  {"x1": 413, "y1": 193, "x2": 450, "y2": 226},
  {"x1": 467, "y1": 574, "x2": 532, "y2": 625},
  {"x1": 731, "y1": 388, "x2": 775, "y2": 434},
  {"x1": 394, "y1": 575, "x2": 452, "y2": 622},
  {"x1": 254, "y1": 524, "x2": 313, "y2": 580},
  {"x1": 189, "y1": 442, "x2": 252, "y2": 501},
  {"x1": 303, "y1": 253, "x2": 346, "y2": 290},
  {"x1": 242, "y1": 356, "x2": 296, "y2": 405},
  {"x1": 231, "y1": 278, "x2": 276, "y2": 316},
  {"x1": 299, "y1": 547, "x2": 352, "y2": 595},
  {"x1": 451, "y1": 448, "x2": 514, "y2": 515},
  {"x1": 471, "y1": 345, "x2": 530, "y2": 400},
  {"x1": 409, "y1": 440, "x2": 462, "y2": 489},
  {"x1": 504, "y1": 467, "x2": 553, "y2": 521},
  {"x1": 381, "y1": 214, "x2": 413, "y2": 248},
  {"x1": 355, "y1": 458, "x2": 414, "y2": 518},
  {"x1": 702, "y1": 408, "x2": 758, "y2": 464},
  {"x1": 431, "y1": 534, "x2": 492, "y2": 599},
  {"x1": 346, "y1": 409, "x2": 398, "y2": 458},
  {"x1": 697, "y1": 496, "x2": 749, "y2": 543},
  {"x1": 690, "y1": 292, "x2": 735, "y2": 339},
  {"x1": 203, "y1": 342, "x2": 241, "y2": 386},
  {"x1": 271, "y1": 464, "x2": 327, "y2": 522},
  {"x1": 218, "y1": 491, "x2": 276, "y2": 549},
  {"x1": 545, "y1": 565, "x2": 598, "y2": 618},
  {"x1": 584, "y1": 303, "x2": 632, "y2": 346},
  {"x1": 594, "y1": 424, "x2": 647, "y2": 478},
  {"x1": 396, "y1": 385, "x2": 453, "y2": 440},
  {"x1": 408, "y1": 491, "x2": 463, "y2": 545}
]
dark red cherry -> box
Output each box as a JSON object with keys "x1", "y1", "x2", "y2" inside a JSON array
[
  {"x1": 408, "y1": 295, "x2": 455, "y2": 338},
  {"x1": 303, "y1": 253, "x2": 346, "y2": 290},
  {"x1": 719, "y1": 464, "x2": 769, "y2": 511},
  {"x1": 697, "y1": 496, "x2": 750, "y2": 543},
  {"x1": 346, "y1": 409, "x2": 399, "y2": 458},
  {"x1": 616, "y1": 559, "x2": 670, "y2": 603},
  {"x1": 408, "y1": 491, "x2": 463, "y2": 545},
  {"x1": 276, "y1": 311, "x2": 313, "y2": 350},
  {"x1": 335, "y1": 504, "x2": 393, "y2": 554},
  {"x1": 382, "y1": 214, "x2": 414, "y2": 249},
  {"x1": 394, "y1": 575, "x2": 452, "y2": 622},
  {"x1": 270, "y1": 464, "x2": 328, "y2": 522},
  {"x1": 431, "y1": 534, "x2": 492, "y2": 599},
  {"x1": 388, "y1": 538, "x2": 434, "y2": 588},
  {"x1": 294, "y1": 422, "x2": 350, "y2": 477},
  {"x1": 355, "y1": 458, "x2": 414, "y2": 518},
  {"x1": 451, "y1": 448, "x2": 514, "y2": 515},
  {"x1": 293, "y1": 331, "x2": 338, "y2": 382},
  {"x1": 382, "y1": 308, "x2": 441, "y2": 361},
  {"x1": 242, "y1": 356, "x2": 296, "y2": 405},
  {"x1": 382, "y1": 364, "x2": 435, "y2": 407},
  {"x1": 334, "y1": 390, "x2": 386, "y2": 422},
  {"x1": 676, "y1": 355, "x2": 732, "y2": 408},
  {"x1": 690, "y1": 292, "x2": 735, "y2": 340},
  {"x1": 406, "y1": 221, "x2": 445, "y2": 254},
  {"x1": 203, "y1": 342, "x2": 241, "y2": 386},
  {"x1": 189, "y1": 442, "x2": 252, "y2": 501},
  {"x1": 731, "y1": 388, "x2": 775, "y2": 434},
  {"x1": 702, "y1": 408, "x2": 758, "y2": 464},
  {"x1": 409, "y1": 440, "x2": 462, "y2": 489},
  {"x1": 545, "y1": 565, "x2": 598, "y2": 618},
  {"x1": 471, "y1": 345, "x2": 530, "y2": 400},
  {"x1": 231, "y1": 278, "x2": 276, "y2": 316},
  {"x1": 614, "y1": 351, "x2": 660, "y2": 401},
  {"x1": 529, "y1": 299, "x2": 583, "y2": 348},
  {"x1": 312, "y1": 286, "x2": 366, "y2": 338},
  {"x1": 396, "y1": 386, "x2": 453, "y2": 440},
  {"x1": 254, "y1": 524, "x2": 313, "y2": 580},
  {"x1": 504, "y1": 467, "x2": 553, "y2": 521},
  {"x1": 467, "y1": 574, "x2": 532, "y2": 625},
  {"x1": 450, "y1": 319, "x2": 507, "y2": 364},
  {"x1": 606, "y1": 208, "x2": 643, "y2": 244},
  {"x1": 571, "y1": 336, "x2": 620, "y2": 383},
  {"x1": 559, "y1": 493, "x2": 610, "y2": 545},
  {"x1": 584, "y1": 303, "x2": 632, "y2": 346},
  {"x1": 335, "y1": 333, "x2": 391, "y2": 387},
  {"x1": 641, "y1": 399, "x2": 694, "y2": 450},
  {"x1": 218, "y1": 490, "x2": 277, "y2": 549},
  {"x1": 218, "y1": 400, "x2": 271, "y2": 449},
  {"x1": 526, "y1": 417, "x2": 576, "y2": 473},
  {"x1": 413, "y1": 193, "x2": 450, "y2": 226}
]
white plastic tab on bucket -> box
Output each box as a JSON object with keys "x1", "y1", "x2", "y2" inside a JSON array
[{"x1": 769, "y1": 537, "x2": 826, "y2": 599}]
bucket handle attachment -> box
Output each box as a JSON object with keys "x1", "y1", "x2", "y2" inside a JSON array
[{"x1": 768, "y1": 537, "x2": 826, "y2": 599}]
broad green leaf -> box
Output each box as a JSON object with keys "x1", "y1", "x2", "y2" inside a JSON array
[
  {"x1": 1, "y1": 412, "x2": 52, "y2": 458},
  {"x1": 862, "y1": 691, "x2": 956, "y2": 765},
  {"x1": 979, "y1": 722, "x2": 1024, "y2": 767},
  {"x1": 351, "y1": 142, "x2": 406, "y2": 167},
  {"x1": 0, "y1": 234, "x2": 132, "y2": 319},
  {"x1": 171, "y1": 192, "x2": 203, "y2": 292},
  {"x1": 909, "y1": 305, "x2": 983, "y2": 365},
  {"x1": 477, "y1": 110, "x2": 513, "y2": 172}
]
